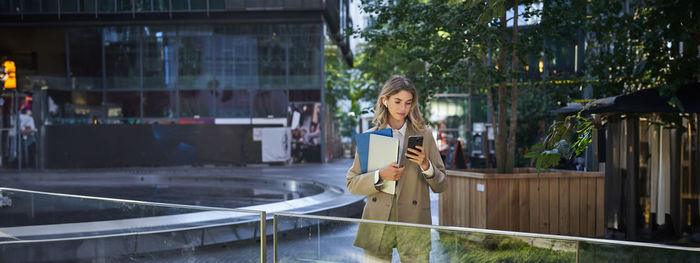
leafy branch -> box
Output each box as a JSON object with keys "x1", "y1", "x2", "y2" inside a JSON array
[{"x1": 524, "y1": 111, "x2": 593, "y2": 174}]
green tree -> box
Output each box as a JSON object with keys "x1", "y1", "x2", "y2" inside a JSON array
[
  {"x1": 325, "y1": 43, "x2": 380, "y2": 139},
  {"x1": 583, "y1": 0, "x2": 700, "y2": 98},
  {"x1": 357, "y1": 0, "x2": 568, "y2": 173},
  {"x1": 528, "y1": 0, "x2": 700, "y2": 171}
]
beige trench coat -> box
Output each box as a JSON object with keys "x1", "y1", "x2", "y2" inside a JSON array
[{"x1": 346, "y1": 123, "x2": 447, "y2": 253}]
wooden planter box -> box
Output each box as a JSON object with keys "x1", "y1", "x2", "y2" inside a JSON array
[{"x1": 439, "y1": 168, "x2": 605, "y2": 238}]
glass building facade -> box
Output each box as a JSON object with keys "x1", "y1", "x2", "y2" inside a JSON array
[
  {"x1": 52, "y1": 24, "x2": 322, "y2": 124},
  {"x1": 0, "y1": 0, "x2": 352, "y2": 168}
]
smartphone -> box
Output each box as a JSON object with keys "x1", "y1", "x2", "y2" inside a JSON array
[{"x1": 407, "y1": 135, "x2": 424, "y2": 152}]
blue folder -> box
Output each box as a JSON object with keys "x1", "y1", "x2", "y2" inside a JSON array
[{"x1": 355, "y1": 128, "x2": 393, "y2": 173}]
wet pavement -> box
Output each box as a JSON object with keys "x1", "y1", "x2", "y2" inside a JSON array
[{"x1": 0, "y1": 158, "x2": 440, "y2": 222}]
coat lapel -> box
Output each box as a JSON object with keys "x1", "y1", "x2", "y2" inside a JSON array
[{"x1": 396, "y1": 122, "x2": 420, "y2": 201}]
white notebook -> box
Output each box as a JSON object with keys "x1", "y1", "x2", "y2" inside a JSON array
[{"x1": 367, "y1": 134, "x2": 400, "y2": 194}]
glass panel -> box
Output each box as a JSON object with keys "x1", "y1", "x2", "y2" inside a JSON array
[
  {"x1": 179, "y1": 90, "x2": 215, "y2": 118},
  {"x1": 216, "y1": 89, "x2": 250, "y2": 117},
  {"x1": 0, "y1": 188, "x2": 263, "y2": 262},
  {"x1": 171, "y1": 0, "x2": 187, "y2": 10},
  {"x1": 104, "y1": 27, "x2": 140, "y2": 90},
  {"x1": 208, "y1": 25, "x2": 260, "y2": 88},
  {"x1": 143, "y1": 25, "x2": 176, "y2": 89},
  {"x1": 288, "y1": 25, "x2": 322, "y2": 89},
  {"x1": 41, "y1": 0, "x2": 58, "y2": 12},
  {"x1": 210, "y1": 0, "x2": 225, "y2": 10},
  {"x1": 48, "y1": 90, "x2": 105, "y2": 122},
  {"x1": 116, "y1": 0, "x2": 131, "y2": 11},
  {"x1": 257, "y1": 34, "x2": 287, "y2": 89},
  {"x1": 177, "y1": 27, "x2": 216, "y2": 89},
  {"x1": 191, "y1": 0, "x2": 206, "y2": 10},
  {"x1": 105, "y1": 91, "x2": 140, "y2": 118},
  {"x1": 60, "y1": 0, "x2": 79, "y2": 12},
  {"x1": 289, "y1": 89, "x2": 321, "y2": 102},
  {"x1": 578, "y1": 241, "x2": 700, "y2": 262},
  {"x1": 3, "y1": 0, "x2": 21, "y2": 13},
  {"x1": 232, "y1": 35, "x2": 257, "y2": 87},
  {"x1": 79, "y1": 0, "x2": 96, "y2": 12},
  {"x1": 24, "y1": 0, "x2": 40, "y2": 12},
  {"x1": 252, "y1": 90, "x2": 287, "y2": 118},
  {"x1": 430, "y1": 96, "x2": 469, "y2": 145},
  {"x1": 67, "y1": 28, "x2": 103, "y2": 90},
  {"x1": 134, "y1": 0, "x2": 150, "y2": 11},
  {"x1": 153, "y1": 0, "x2": 167, "y2": 11},
  {"x1": 143, "y1": 90, "x2": 174, "y2": 118},
  {"x1": 98, "y1": 0, "x2": 114, "y2": 12},
  {"x1": 274, "y1": 215, "x2": 578, "y2": 262}
]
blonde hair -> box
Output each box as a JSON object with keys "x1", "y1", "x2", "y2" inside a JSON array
[{"x1": 372, "y1": 75, "x2": 425, "y2": 132}]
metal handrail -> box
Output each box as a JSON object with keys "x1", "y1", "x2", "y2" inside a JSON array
[
  {"x1": 1, "y1": 187, "x2": 268, "y2": 262},
  {"x1": 273, "y1": 212, "x2": 700, "y2": 253},
  {"x1": 0, "y1": 187, "x2": 261, "y2": 214}
]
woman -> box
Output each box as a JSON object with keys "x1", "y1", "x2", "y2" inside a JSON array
[{"x1": 346, "y1": 75, "x2": 447, "y2": 262}]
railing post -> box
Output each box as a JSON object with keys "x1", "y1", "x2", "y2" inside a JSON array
[
  {"x1": 261, "y1": 211, "x2": 267, "y2": 263},
  {"x1": 317, "y1": 220, "x2": 321, "y2": 258},
  {"x1": 273, "y1": 214, "x2": 278, "y2": 263}
]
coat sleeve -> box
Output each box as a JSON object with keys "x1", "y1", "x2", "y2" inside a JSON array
[
  {"x1": 423, "y1": 128, "x2": 448, "y2": 193},
  {"x1": 346, "y1": 149, "x2": 384, "y2": 196}
]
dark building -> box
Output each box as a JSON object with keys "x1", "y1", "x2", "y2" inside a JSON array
[{"x1": 0, "y1": 0, "x2": 352, "y2": 168}]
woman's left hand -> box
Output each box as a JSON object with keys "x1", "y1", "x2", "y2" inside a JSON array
[{"x1": 407, "y1": 146, "x2": 430, "y2": 170}]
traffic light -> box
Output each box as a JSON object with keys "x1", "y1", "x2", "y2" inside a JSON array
[{"x1": 1, "y1": 60, "x2": 16, "y2": 89}]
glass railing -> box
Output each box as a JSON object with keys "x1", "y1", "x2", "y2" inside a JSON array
[
  {"x1": 4, "y1": 186, "x2": 698, "y2": 262},
  {"x1": 0, "y1": 187, "x2": 266, "y2": 262},
  {"x1": 273, "y1": 213, "x2": 700, "y2": 263}
]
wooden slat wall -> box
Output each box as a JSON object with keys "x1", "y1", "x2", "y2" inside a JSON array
[
  {"x1": 519, "y1": 180, "x2": 530, "y2": 233},
  {"x1": 440, "y1": 175, "x2": 488, "y2": 229},
  {"x1": 440, "y1": 171, "x2": 605, "y2": 237}
]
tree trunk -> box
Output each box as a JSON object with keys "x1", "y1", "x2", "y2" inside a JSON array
[
  {"x1": 506, "y1": 0, "x2": 519, "y2": 173},
  {"x1": 496, "y1": 8, "x2": 508, "y2": 173},
  {"x1": 483, "y1": 51, "x2": 496, "y2": 169}
]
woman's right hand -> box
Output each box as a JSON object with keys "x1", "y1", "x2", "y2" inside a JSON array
[{"x1": 379, "y1": 163, "x2": 404, "y2": 181}]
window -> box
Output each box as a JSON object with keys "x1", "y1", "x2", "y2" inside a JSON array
[
  {"x1": 61, "y1": 0, "x2": 78, "y2": 12},
  {"x1": 41, "y1": 0, "x2": 58, "y2": 12},
  {"x1": 104, "y1": 27, "x2": 140, "y2": 90},
  {"x1": 210, "y1": 0, "x2": 225, "y2": 10},
  {"x1": 257, "y1": 35, "x2": 287, "y2": 88},
  {"x1": 79, "y1": 0, "x2": 96, "y2": 12},
  {"x1": 216, "y1": 90, "x2": 250, "y2": 117},
  {"x1": 143, "y1": 26, "x2": 177, "y2": 89},
  {"x1": 289, "y1": 89, "x2": 320, "y2": 102},
  {"x1": 143, "y1": 91, "x2": 175, "y2": 117},
  {"x1": 116, "y1": 0, "x2": 132, "y2": 12},
  {"x1": 171, "y1": 0, "x2": 187, "y2": 10},
  {"x1": 134, "y1": 0, "x2": 151, "y2": 11},
  {"x1": 177, "y1": 35, "x2": 216, "y2": 89},
  {"x1": 48, "y1": 90, "x2": 104, "y2": 120},
  {"x1": 106, "y1": 91, "x2": 140, "y2": 118},
  {"x1": 252, "y1": 90, "x2": 287, "y2": 118},
  {"x1": 179, "y1": 90, "x2": 215, "y2": 117},
  {"x1": 153, "y1": 0, "x2": 168, "y2": 11},
  {"x1": 98, "y1": 0, "x2": 114, "y2": 12},
  {"x1": 24, "y1": 0, "x2": 40, "y2": 12},
  {"x1": 68, "y1": 28, "x2": 103, "y2": 90}
]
